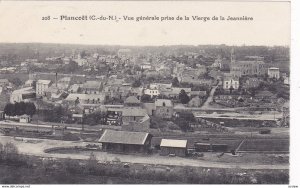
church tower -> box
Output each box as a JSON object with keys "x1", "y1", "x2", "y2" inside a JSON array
[{"x1": 230, "y1": 48, "x2": 236, "y2": 63}]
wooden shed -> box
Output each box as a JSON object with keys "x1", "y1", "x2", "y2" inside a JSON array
[{"x1": 160, "y1": 139, "x2": 187, "y2": 157}]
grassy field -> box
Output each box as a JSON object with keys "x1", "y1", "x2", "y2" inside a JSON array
[
  {"x1": 0, "y1": 73, "x2": 29, "y2": 83},
  {"x1": 0, "y1": 157, "x2": 289, "y2": 184},
  {"x1": 239, "y1": 139, "x2": 289, "y2": 152}
]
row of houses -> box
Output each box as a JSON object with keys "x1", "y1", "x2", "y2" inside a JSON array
[{"x1": 222, "y1": 67, "x2": 285, "y2": 91}]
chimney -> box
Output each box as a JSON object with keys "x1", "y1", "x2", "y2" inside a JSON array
[{"x1": 55, "y1": 72, "x2": 58, "y2": 87}]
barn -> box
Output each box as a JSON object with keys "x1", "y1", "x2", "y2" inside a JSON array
[
  {"x1": 160, "y1": 139, "x2": 187, "y2": 157},
  {"x1": 99, "y1": 129, "x2": 152, "y2": 154}
]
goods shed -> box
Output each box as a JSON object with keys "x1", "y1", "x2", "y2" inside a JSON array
[
  {"x1": 99, "y1": 129, "x2": 152, "y2": 154},
  {"x1": 160, "y1": 139, "x2": 187, "y2": 157}
]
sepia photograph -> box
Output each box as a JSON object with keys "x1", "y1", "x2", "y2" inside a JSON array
[{"x1": 0, "y1": 0, "x2": 295, "y2": 186}]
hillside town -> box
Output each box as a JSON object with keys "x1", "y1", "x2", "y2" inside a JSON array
[{"x1": 0, "y1": 44, "x2": 290, "y2": 184}]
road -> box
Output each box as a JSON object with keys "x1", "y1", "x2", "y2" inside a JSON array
[
  {"x1": 201, "y1": 85, "x2": 218, "y2": 109},
  {"x1": 0, "y1": 135, "x2": 289, "y2": 170}
]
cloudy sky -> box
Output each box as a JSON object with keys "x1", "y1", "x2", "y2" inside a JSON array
[{"x1": 0, "y1": 1, "x2": 290, "y2": 46}]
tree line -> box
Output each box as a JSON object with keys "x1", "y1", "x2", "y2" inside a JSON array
[{"x1": 4, "y1": 102, "x2": 36, "y2": 117}]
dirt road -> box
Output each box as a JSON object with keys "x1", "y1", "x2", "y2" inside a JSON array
[{"x1": 201, "y1": 85, "x2": 218, "y2": 109}]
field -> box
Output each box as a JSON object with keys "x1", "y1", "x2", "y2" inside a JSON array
[
  {"x1": 0, "y1": 156, "x2": 289, "y2": 184},
  {"x1": 0, "y1": 73, "x2": 29, "y2": 84},
  {"x1": 239, "y1": 139, "x2": 289, "y2": 152}
]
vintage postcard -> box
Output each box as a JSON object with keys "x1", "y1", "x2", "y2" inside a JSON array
[{"x1": 0, "y1": 0, "x2": 295, "y2": 186}]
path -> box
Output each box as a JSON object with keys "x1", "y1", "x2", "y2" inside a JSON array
[{"x1": 201, "y1": 85, "x2": 218, "y2": 109}]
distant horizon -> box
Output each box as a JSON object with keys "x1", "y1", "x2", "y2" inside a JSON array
[{"x1": 0, "y1": 42, "x2": 290, "y2": 48}]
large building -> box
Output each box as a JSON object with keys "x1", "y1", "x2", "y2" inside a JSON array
[
  {"x1": 154, "y1": 99, "x2": 174, "y2": 119},
  {"x1": 10, "y1": 87, "x2": 36, "y2": 103},
  {"x1": 268, "y1": 67, "x2": 280, "y2": 79},
  {"x1": 223, "y1": 77, "x2": 239, "y2": 90},
  {"x1": 81, "y1": 81, "x2": 103, "y2": 94},
  {"x1": 36, "y1": 80, "x2": 52, "y2": 96},
  {"x1": 230, "y1": 61, "x2": 267, "y2": 77},
  {"x1": 230, "y1": 49, "x2": 267, "y2": 77},
  {"x1": 121, "y1": 107, "x2": 150, "y2": 131},
  {"x1": 99, "y1": 129, "x2": 152, "y2": 154}
]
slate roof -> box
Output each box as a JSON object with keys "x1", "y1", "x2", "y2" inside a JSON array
[
  {"x1": 82, "y1": 81, "x2": 102, "y2": 89},
  {"x1": 37, "y1": 80, "x2": 52, "y2": 85},
  {"x1": 99, "y1": 129, "x2": 150, "y2": 145},
  {"x1": 124, "y1": 96, "x2": 140, "y2": 104}
]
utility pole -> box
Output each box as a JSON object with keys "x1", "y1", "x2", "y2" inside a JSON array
[{"x1": 81, "y1": 110, "x2": 85, "y2": 131}]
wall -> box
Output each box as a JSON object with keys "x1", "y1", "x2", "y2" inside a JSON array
[{"x1": 160, "y1": 147, "x2": 186, "y2": 157}]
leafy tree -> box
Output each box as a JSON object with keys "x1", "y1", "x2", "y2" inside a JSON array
[
  {"x1": 229, "y1": 86, "x2": 234, "y2": 94},
  {"x1": 14, "y1": 102, "x2": 21, "y2": 116},
  {"x1": 44, "y1": 105, "x2": 65, "y2": 122},
  {"x1": 4, "y1": 103, "x2": 15, "y2": 117},
  {"x1": 140, "y1": 94, "x2": 152, "y2": 103},
  {"x1": 4, "y1": 102, "x2": 36, "y2": 117},
  {"x1": 177, "y1": 111, "x2": 196, "y2": 122},
  {"x1": 3, "y1": 142, "x2": 18, "y2": 155},
  {"x1": 132, "y1": 79, "x2": 141, "y2": 87},
  {"x1": 3, "y1": 142, "x2": 19, "y2": 161},
  {"x1": 64, "y1": 158, "x2": 81, "y2": 173},
  {"x1": 25, "y1": 102, "x2": 36, "y2": 117},
  {"x1": 179, "y1": 89, "x2": 190, "y2": 104},
  {"x1": 175, "y1": 118, "x2": 191, "y2": 132},
  {"x1": 9, "y1": 77, "x2": 23, "y2": 87},
  {"x1": 0, "y1": 142, "x2": 3, "y2": 155},
  {"x1": 64, "y1": 60, "x2": 79, "y2": 73},
  {"x1": 18, "y1": 101, "x2": 26, "y2": 115},
  {"x1": 86, "y1": 152, "x2": 98, "y2": 174},
  {"x1": 248, "y1": 87, "x2": 256, "y2": 97},
  {"x1": 172, "y1": 77, "x2": 180, "y2": 87}
]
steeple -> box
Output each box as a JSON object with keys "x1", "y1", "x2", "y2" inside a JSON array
[{"x1": 231, "y1": 48, "x2": 235, "y2": 63}]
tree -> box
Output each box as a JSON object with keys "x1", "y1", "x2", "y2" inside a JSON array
[
  {"x1": 64, "y1": 60, "x2": 79, "y2": 73},
  {"x1": 14, "y1": 102, "x2": 21, "y2": 116},
  {"x1": 25, "y1": 102, "x2": 36, "y2": 116},
  {"x1": 249, "y1": 87, "x2": 256, "y2": 97},
  {"x1": 0, "y1": 142, "x2": 3, "y2": 156},
  {"x1": 4, "y1": 103, "x2": 15, "y2": 117},
  {"x1": 44, "y1": 105, "x2": 65, "y2": 122},
  {"x1": 172, "y1": 77, "x2": 180, "y2": 87},
  {"x1": 179, "y1": 89, "x2": 190, "y2": 104},
  {"x1": 9, "y1": 77, "x2": 23, "y2": 87},
  {"x1": 3, "y1": 142, "x2": 19, "y2": 161},
  {"x1": 18, "y1": 102, "x2": 26, "y2": 116},
  {"x1": 132, "y1": 79, "x2": 141, "y2": 87},
  {"x1": 175, "y1": 118, "x2": 191, "y2": 132},
  {"x1": 3, "y1": 142, "x2": 18, "y2": 155},
  {"x1": 140, "y1": 94, "x2": 152, "y2": 103},
  {"x1": 75, "y1": 97, "x2": 80, "y2": 106},
  {"x1": 86, "y1": 152, "x2": 98, "y2": 174}
]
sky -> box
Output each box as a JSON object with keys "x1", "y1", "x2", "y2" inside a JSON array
[{"x1": 0, "y1": 1, "x2": 290, "y2": 46}]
